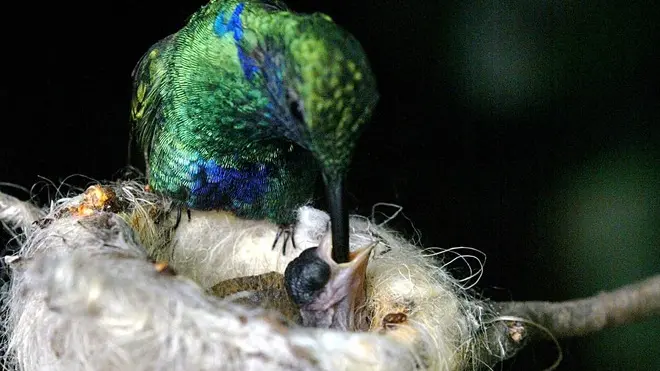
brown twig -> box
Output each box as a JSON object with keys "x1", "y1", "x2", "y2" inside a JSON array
[
  {"x1": 496, "y1": 274, "x2": 660, "y2": 338},
  {"x1": 476, "y1": 274, "x2": 660, "y2": 368}
]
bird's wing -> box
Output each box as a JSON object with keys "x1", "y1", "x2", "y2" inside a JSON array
[{"x1": 130, "y1": 36, "x2": 173, "y2": 164}]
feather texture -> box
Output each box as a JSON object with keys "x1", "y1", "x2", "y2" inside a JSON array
[{"x1": 130, "y1": 0, "x2": 378, "y2": 233}]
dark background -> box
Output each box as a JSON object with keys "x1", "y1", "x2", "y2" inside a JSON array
[{"x1": 2, "y1": 1, "x2": 659, "y2": 369}]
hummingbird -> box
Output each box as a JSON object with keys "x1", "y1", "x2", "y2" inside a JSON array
[{"x1": 130, "y1": 0, "x2": 378, "y2": 263}]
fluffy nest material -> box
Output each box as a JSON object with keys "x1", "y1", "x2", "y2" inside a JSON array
[{"x1": 0, "y1": 181, "x2": 511, "y2": 371}]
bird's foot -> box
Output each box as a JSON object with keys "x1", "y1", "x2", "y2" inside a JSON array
[
  {"x1": 173, "y1": 205, "x2": 192, "y2": 229},
  {"x1": 272, "y1": 223, "x2": 297, "y2": 256}
]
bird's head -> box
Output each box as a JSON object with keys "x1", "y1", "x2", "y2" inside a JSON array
[
  {"x1": 267, "y1": 13, "x2": 379, "y2": 261},
  {"x1": 284, "y1": 234, "x2": 376, "y2": 331},
  {"x1": 280, "y1": 14, "x2": 378, "y2": 175}
]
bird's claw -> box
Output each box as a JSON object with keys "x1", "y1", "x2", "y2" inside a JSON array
[
  {"x1": 272, "y1": 223, "x2": 297, "y2": 255},
  {"x1": 173, "y1": 204, "x2": 192, "y2": 229}
]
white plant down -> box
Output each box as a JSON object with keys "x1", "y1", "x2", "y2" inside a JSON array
[{"x1": 0, "y1": 182, "x2": 500, "y2": 371}]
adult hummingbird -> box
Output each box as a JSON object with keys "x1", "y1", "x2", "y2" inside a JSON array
[{"x1": 130, "y1": 0, "x2": 378, "y2": 263}]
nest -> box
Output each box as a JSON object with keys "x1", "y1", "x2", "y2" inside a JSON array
[{"x1": 0, "y1": 181, "x2": 515, "y2": 371}]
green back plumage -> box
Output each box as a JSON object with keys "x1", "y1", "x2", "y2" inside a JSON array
[{"x1": 130, "y1": 0, "x2": 378, "y2": 226}]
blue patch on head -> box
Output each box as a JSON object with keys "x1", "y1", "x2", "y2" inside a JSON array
[
  {"x1": 214, "y1": 3, "x2": 245, "y2": 39},
  {"x1": 213, "y1": 3, "x2": 260, "y2": 80}
]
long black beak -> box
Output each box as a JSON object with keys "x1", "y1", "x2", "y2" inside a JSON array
[{"x1": 323, "y1": 173, "x2": 349, "y2": 263}]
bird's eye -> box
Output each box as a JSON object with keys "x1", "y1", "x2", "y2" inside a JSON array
[{"x1": 289, "y1": 100, "x2": 304, "y2": 122}]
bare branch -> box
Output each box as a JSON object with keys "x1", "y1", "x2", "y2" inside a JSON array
[
  {"x1": 496, "y1": 274, "x2": 660, "y2": 338},
  {"x1": 476, "y1": 274, "x2": 660, "y2": 368}
]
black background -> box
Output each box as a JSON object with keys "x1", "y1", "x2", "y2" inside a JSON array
[{"x1": 1, "y1": 1, "x2": 659, "y2": 369}]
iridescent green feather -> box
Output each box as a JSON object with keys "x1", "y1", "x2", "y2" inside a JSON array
[{"x1": 130, "y1": 0, "x2": 378, "y2": 229}]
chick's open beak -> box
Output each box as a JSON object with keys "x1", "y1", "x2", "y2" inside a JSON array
[{"x1": 284, "y1": 233, "x2": 375, "y2": 331}]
